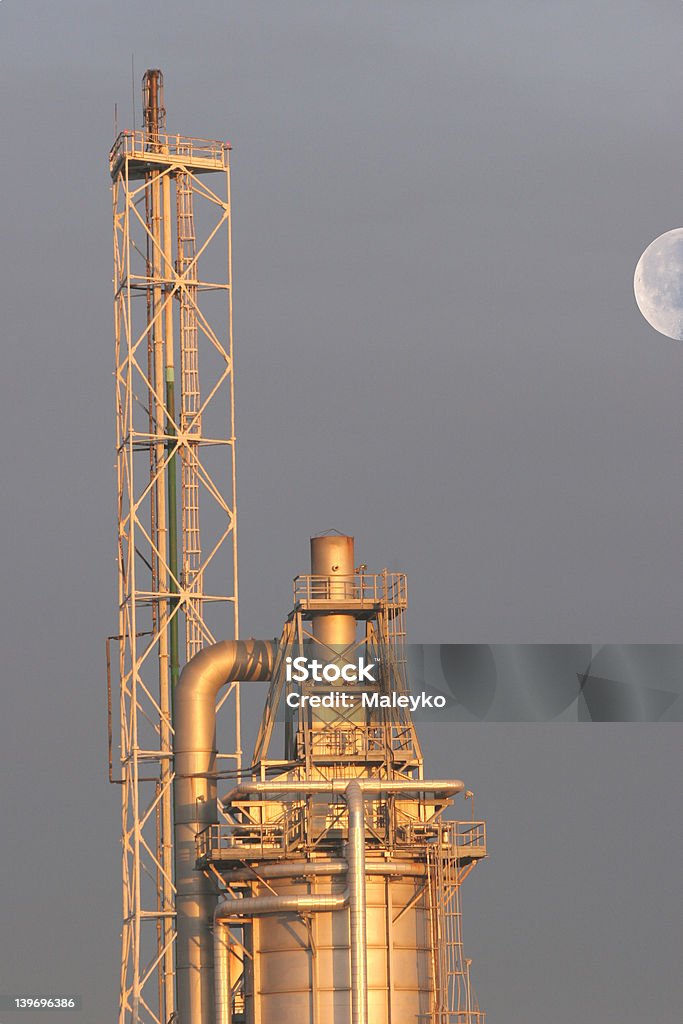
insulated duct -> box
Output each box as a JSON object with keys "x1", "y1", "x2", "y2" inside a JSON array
[{"x1": 174, "y1": 639, "x2": 276, "y2": 1024}]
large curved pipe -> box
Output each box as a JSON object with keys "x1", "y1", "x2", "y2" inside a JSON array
[{"x1": 174, "y1": 639, "x2": 275, "y2": 1024}]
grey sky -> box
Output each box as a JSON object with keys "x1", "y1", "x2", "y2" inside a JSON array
[{"x1": 0, "y1": 2, "x2": 681, "y2": 1022}]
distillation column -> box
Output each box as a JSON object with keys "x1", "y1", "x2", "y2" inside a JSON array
[{"x1": 176, "y1": 535, "x2": 486, "y2": 1024}]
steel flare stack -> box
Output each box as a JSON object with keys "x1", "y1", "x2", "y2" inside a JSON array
[{"x1": 109, "y1": 72, "x2": 486, "y2": 1024}]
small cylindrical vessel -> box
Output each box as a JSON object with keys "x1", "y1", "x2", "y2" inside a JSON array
[{"x1": 310, "y1": 534, "x2": 357, "y2": 650}]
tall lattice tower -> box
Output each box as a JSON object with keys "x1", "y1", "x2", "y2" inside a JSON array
[{"x1": 109, "y1": 70, "x2": 240, "y2": 1024}]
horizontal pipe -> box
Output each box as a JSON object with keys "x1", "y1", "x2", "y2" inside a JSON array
[
  {"x1": 216, "y1": 890, "x2": 348, "y2": 920},
  {"x1": 222, "y1": 859, "x2": 427, "y2": 881},
  {"x1": 222, "y1": 778, "x2": 465, "y2": 805},
  {"x1": 213, "y1": 890, "x2": 349, "y2": 1024}
]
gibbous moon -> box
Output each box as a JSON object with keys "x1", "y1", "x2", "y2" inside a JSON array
[{"x1": 634, "y1": 228, "x2": 683, "y2": 340}]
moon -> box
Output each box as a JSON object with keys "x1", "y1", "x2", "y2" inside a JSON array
[{"x1": 634, "y1": 228, "x2": 683, "y2": 340}]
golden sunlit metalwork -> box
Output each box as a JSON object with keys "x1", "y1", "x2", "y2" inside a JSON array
[
  {"x1": 110, "y1": 70, "x2": 239, "y2": 1024},
  {"x1": 110, "y1": 71, "x2": 485, "y2": 1024}
]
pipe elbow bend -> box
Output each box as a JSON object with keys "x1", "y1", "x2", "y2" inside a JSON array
[{"x1": 177, "y1": 638, "x2": 276, "y2": 703}]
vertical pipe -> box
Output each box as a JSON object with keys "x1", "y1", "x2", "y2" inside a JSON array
[
  {"x1": 386, "y1": 879, "x2": 395, "y2": 1024},
  {"x1": 345, "y1": 780, "x2": 369, "y2": 1024},
  {"x1": 214, "y1": 922, "x2": 232, "y2": 1024},
  {"x1": 143, "y1": 69, "x2": 166, "y2": 143},
  {"x1": 226, "y1": 155, "x2": 241, "y2": 771}
]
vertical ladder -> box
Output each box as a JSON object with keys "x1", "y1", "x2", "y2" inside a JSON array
[
  {"x1": 426, "y1": 825, "x2": 485, "y2": 1024},
  {"x1": 176, "y1": 164, "x2": 204, "y2": 660}
]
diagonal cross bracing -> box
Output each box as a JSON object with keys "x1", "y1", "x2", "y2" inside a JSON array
[{"x1": 111, "y1": 126, "x2": 239, "y2": 1024}]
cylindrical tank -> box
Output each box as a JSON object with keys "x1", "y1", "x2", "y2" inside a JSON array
[
  {"x1": 310, "y1": 534, "x2": 357, "y2": 649},
  {"x1": 243, "y1": 870, "x2": 432, "y2": 1024}
]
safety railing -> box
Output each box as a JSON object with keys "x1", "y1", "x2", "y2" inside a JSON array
[
  {"x1": 418, "y1": 1013, "x2": 486, "y2": 1024},
  {"x1": 109, "y1": 130, "x2": 230, "y2": 174},
  {"x1": 441, "y1": 820, "x2": 487, "y2": 853},
  {"x1": 196, "y1": 800, "x2": 485, "y2": 862},
  {"x1": 293, "y1": 571, "x2": 407, "y2": 609},
  {"x1": 196, "y1": 803, "x2": 306, "y2": 860},
  {"x1": 397, "y1": 819, "x2": 487, "y2": 856},
  {"x1": 305, "y1": 725, "x2": 387, "y2": 758}
]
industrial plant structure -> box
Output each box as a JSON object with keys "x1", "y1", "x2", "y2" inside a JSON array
[{"x1": 109, "y1": 71, "x2": 486, "y2": 1024}]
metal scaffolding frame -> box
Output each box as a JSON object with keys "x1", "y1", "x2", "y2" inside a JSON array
[
  {"x1": 252, "y1": 570, "x2": 423, "y2": 778},
  {"x1": 110, "y1": 71, "x2": 239, "y2": 1024}
]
